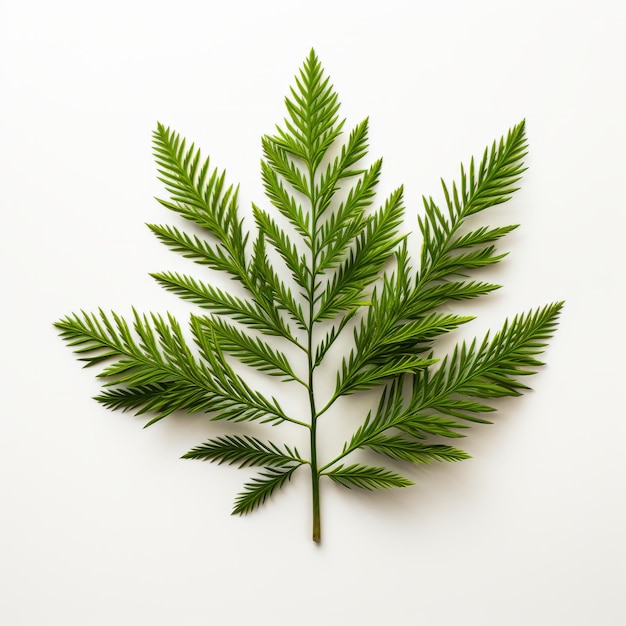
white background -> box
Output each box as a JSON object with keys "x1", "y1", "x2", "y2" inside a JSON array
[{"x1": 1, "y1": 1, "x2": 625, "y2": 624}]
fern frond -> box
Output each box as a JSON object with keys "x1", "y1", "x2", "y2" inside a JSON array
[
  {"x1": 334, "y1": 291, "x2": 473, "y2": 397},
  {"x1": 194, "y1": 316, "x2": 302, "y2": 383},
  {"x1": 152, "y1": 123, "x2": 248, "y2": 280},
  {"x1": 395, "y1": 415, "x2": 471, "y2": 439},
  {"x1": 336, "y1": 354, "x2": 437, "y2": 395},
  {"x1": 182, "y1": 435, "x2": 304, "y2": 468},
  {"x1": 146, "y1": 223, "x2": 242, "y2": 277},
  {"x1": 252, "y1": 204, "x2": 310, "y2": 291},
  {"x1": 261, "y1": 140, "x2": 312, "y2": 223},
  {"x1": 333, "y1": 302, "x2": 562, "y2": 461},
  {"x1": 324, "y1": 464, "x2": 413, "y2": 490},
  {"x1": 458, "y1": 121, "x2": 528, "y2": 216},
  {"x1": 189, "y1": 318, "x2": 295, "y2": 425},
  {"x1": 55, "y1": 51, "x2": 562, "y2": 542},
  {"x1": 333, "y1": 125, "x2": 528, "y2": 398},
  {"x1": 365, "y1": 435, "x2": 471, "y2": 464},
  {"x1": 449, "y1": 224, "x2": 519, "y2": 250},
  {"x1": 413, "y1": 302, "x2": 564, "y2": 412},
  {"x1": 315, "y1": 118, "x2": 371, "y2": 214},
  {"x1": 248, "y1": 232, "x2": 307, "y2": 332},
  {"x1": 315, "y1": 187, "x2": 405, "y2": 321},
  {"x1": 374, "y1": 313, "x2": 475, "y2": 353},
  {"x1": 416, "y1": 121, "x2": 527, "y2": 291},
  {"x1": 405, "y1": 281, "x2": 502, "y2": 316},
  {"x1": 316, "y1": 159, "x2": 382, "y2": 273},
  {"x1": 313, "y1": 310, "x2": 358, "y2": 366},
  {"x1": 94, "y1": 383, "x2": 171, "y2": 414},
  {"x1": 95, "y1": 382, "x2": 217, "y2": 426},
  {"x1": 150, "y1": 271, "x2": 296, "y2": 340},
  {"x1": 54, "y1": 309, "x2": 292, "y2": 427},
  {"x1": 232, "y1": 465, "x2": 301, "y2": 515},
  {"x1": 272, "y1": 49, "x2": 343, "y2": 172}
]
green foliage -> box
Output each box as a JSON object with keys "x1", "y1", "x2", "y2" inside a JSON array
[
  {"x1": 182, "y1": 435, "x2": 304, "y2": 468},
  {"x1": 55, "y1": 49, "x2": 563, "y2": 542}
]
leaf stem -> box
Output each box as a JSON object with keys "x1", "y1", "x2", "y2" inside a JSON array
[
  {"x1": 315, "y1": 392, "x2": 341, "y2": 419},
  {"x1": 308, "y1": 359, "x2": 321, "y2": 542},
  {"x1": 280, "y1": 415, "x2": 312, "y2": 429},
  {"x1": 307, "y1": 157, "x2": 322, "y2": 543}
]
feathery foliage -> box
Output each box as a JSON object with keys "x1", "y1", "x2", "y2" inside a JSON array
[{"x1": 55, "y1": 50, "x2": 563, "y2": 542}]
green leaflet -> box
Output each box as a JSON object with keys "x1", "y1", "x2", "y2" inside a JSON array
[
  {"x1": 182, "y1": 435, "x2": 305, "y2": 468},
  {"x1": 54, "y1": 49, "x2": 563, "y2": 542},
  {"x1": 323, "y1": 464, "x2": 414, "y2": 490}
]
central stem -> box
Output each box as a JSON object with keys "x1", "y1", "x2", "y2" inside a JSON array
[
  {"x1": 309, "y1": 358, "x2": 321, "y2": 542},
  {"x1": 307, "y1": 160, "x2": 321, "y2": 543}
]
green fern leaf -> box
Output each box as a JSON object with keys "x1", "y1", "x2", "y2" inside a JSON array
[
  {"x1": 324, "y1": 464, "x2": 413, "y2": 490},
  {"x1": 55, "y1": 49, "x2": 563, "y2": 542},
  {"x1": 182, "y1": 435, "x2": 304, "y2": 468},
  {"x1": 232, "y1": 465, "x2": 301, "y2": 515},
  {"x1": 315, "y1": 187, "x2": 405, "y2": 321},
  {"x1": 365, "y1": 436, "x2": 471, "y2": 464},
  {"x1": 196, "y1": 316, "x2": 302, "y2": 382}
]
